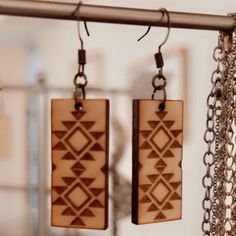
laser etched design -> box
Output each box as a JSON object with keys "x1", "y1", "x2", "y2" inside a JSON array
[
  {"x1": 51, "y1": 99, "x2": 109, "y2": 229},
  {"x1": 132, "y1": 100, "x2": 183, "y2": 224}
]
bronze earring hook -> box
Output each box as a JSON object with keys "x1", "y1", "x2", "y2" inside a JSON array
[
  {"x1": 139, "y1": 8, "x2": 172, "y2": 111},
  {"x1": 158, "y1": 8, "x2": 171, "y2": 52},
  {"x1": 137, "y1": 8, "x2": 171, "y2": 53},
  {"x1": 72, "y1": 1, "x2": 90, "y2": 49},
  {"x1": 72, "y1": 1, "x2": 91, "y2": 109}
]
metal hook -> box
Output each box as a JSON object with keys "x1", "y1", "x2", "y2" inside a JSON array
[
  {"x1": 138, "y1": 8, "x2": 171, "y2": 52},
  {"x1": 72, "y1": 1, "x2": 90, "y2": 49},
  {"x1": 158, "y1": 8, "x2": 171, "y2": 52}
]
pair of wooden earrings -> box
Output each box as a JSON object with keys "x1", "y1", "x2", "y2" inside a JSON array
[{"x1": 51, "y1": 7, "x2": 183, "y2": 230}]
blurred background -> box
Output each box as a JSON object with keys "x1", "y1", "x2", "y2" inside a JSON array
[{"x1": 0, "y1": 0, "x2": 234, "y2": 235}]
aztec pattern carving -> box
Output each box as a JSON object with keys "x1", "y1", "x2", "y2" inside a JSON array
[
  {"x1": 51, "y1": 99, "x2": 109, "y2": 229},
  {"x1": 132, "y1": 100, "x2": 183, "y2": 224}
]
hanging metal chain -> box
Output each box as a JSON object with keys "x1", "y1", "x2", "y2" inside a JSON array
[
  {"x1": 202, "y1": 14, "x2": 236, "y2": 236},
  {"x1": 228, "y1": 14, "x2": 236, "y2": 235},
  {"x1": 211, "y1": 33, "x2": 226, "y2": 236},
  {"x1": 202, "y1": 33, "x2": 224, "y2": 236}
]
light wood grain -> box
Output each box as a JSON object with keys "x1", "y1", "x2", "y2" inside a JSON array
[
  {"x1": 132, "y1": 100, "x2": 183, "y2": 225},
  {"x1": 51, "y1": 99, "x2": 109, "y2": 229}
]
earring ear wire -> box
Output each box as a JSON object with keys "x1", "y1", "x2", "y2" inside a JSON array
[
  {"x1": 137, "y1": 7, "x2": 171, "y2": 53},
  {"x1": 72, "y1": 1, "x2": 90, "y2": 50}
]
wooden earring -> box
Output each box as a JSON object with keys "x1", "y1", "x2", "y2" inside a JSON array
[
  {"x1": 132, "y1": 17, "x2": 184, "y2": 224},
  {"x1": 132, "y1": 100, "x2": 183, "y2": 225},
  {"x1": 51, "y1": 46, "x2": 109, "y2": 229}
]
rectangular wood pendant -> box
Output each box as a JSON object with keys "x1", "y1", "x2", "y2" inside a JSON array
[
  {"x1": 132, "y1": 100, "x2": 183, "y2": 225},
  {"x1": 51, "y1": 99, "x2": 109, "y2": 230}
]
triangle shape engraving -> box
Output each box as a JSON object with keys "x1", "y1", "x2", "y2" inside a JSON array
[
  {"x1": 163, "y1": 149, "x2": 174, "y2": 158},
  {"x1": 72, "y1": 170, "x2": 84, "y2": 176},
  {"x1": 179, "y1": 161, "x2": 182, "y2": 168},
  {"x1": 170, "y1": 140, "x2": 182, "y2": 148},
  {"x1": 62, "y1": 177, "x2": 76, "y2": 186},
  {"x1": 52, "y1": 197, "x2": 67, "y2": 205},
  {"x1": 53, "y1": 142, "x2": 67, "y2": 150},
  {"x1": 155, "y1": 212, "x2": 166, "y2": 220},
  {"x1": 156, "y1": 111, "x2": 167, "y2": 120},
  {"x1": 81, "y1": 121, "x2": 95, "y2": 130},
  {"x1": 71, "y1": 111, "x2": 86, "y2": 120},
  {"x1": 62, "y1": 152, "x2": 76, "y2": 160},
  {"x1": 72, "y1": 161, "x2": 85, "y2": 170},
  {"x1": 147, "y1": 174, "x2": 159, "y2": 183},
  {"x1": 100, "y1": 164, "x2": 107, "y2": 174},
  {"x1": 62, "y1": 207, "x2": 76, "y2": 216},
  {"x1": 170, "y1": 182, "x2": 181, "y2": 190},
  {"x1": 53, "y1": 131, "x2": 67, "y2": 139},
  {"x1": 147, "y1": 150, "x2": 160, "y2": 159},
  {"x1": 170, "y1": 192, "x2": 181, "y2": 200},
  {"x1": 163, "y1": 173, "x2": 174, "y2": 181},
  {"x1": 163, "y1": 121, "x2": 175, "y2": 129},
  {"x1": 71, "y1": 217, "x2": 85, "y2": 226},
  {"x1": 162, "y1": 202, "x2": 174, "y2": 210},
  {"x1": 71, "y1": 162, "x2": 85, "y2": 176},
  {"x1": 90, "y1": 132, "x2": 105, "y2": 140},
  {"x1": 147, "y1": 203, "x2": 159, "y2": 212},
  {"x1": 81, "y1": 178, "x2": 95, "y2": 186},
  {"x1": 138, "y1": 162, "x2": 143, "y2": 171},
  {"x1": 140, "y1": 141, "x2": 152, "y2": 150},
  {"x1": 90, "y1": 143, "x2": 104, "y2": 151},
  {"x1": 170, "y1": 130, "x2": 182, "y2": 138},
  {"x1": 140, "y1": 195, "x2": 151, "y2": 203},
  {"x1": 90, "y1": 188, "x2": 104, "y2": 197},
  {"x1": 53, "y1": 186, "x2": 67, "y2": 194},
  {"x1": 156, "y1": 159, "x2": 167, "y2": 167},
  {"x1": 52, "y1": 163, "x2": 56, "y2": 171},
  {"x1": 89, "y1": 199, "x2": 104, "y2": 208},
  {"x1": 140, "y1": 130, "x2": 152, "y2": 138},
  {"x1": 156, "y1": 167, "x2": 166, "y2": 173},
  {"x1": 148, "y1": 121, "x2": 160, "y2": 129},
  {"x1": 80, "y1": 208, "x2": 95, "y2": 217},
  {"x1": 81, "y1": 152, "x2": 94, "y2": 161},
  {"x1": 140, "y1": 184, "x2": 152, "y2": 193},
  {"x1": 62, "y1": 121, "x2": 76, "y2": 130}
]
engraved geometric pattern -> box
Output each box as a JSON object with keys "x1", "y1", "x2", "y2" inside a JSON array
[
  {"x1": 132, "y1": 100, "x2": 183, "y2": 225},
  {"x1": 51, "y1": 99, "x2": 109, "y2": 229}
]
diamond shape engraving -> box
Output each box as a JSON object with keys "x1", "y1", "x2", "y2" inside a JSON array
[
  {"x1": 65, "y1": 127, "x2": 92, "y2": 155},
  {"x1": 150, "y1": 126, "x2": 172, "y2": 153},
  {"x1": 150, "y1": 179, "x2": 171, "y2": 205},
  {"x1": 71, "y1": 161, "x2": 85, "y2": 176},
  {"x1": 65, "y1": 183, "x2": 91, "y2": 211}
]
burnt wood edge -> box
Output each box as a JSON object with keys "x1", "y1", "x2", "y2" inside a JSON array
[
  {"x1": 51, "y1": 100, "x2": 54, "y2": 226},
  {"x1": 132, "y1": 100, "x2": 139, "y2": 225},
  {"x1": 104, "y1": 99, "x2": 109, "y2": 230},
  {"x1": 180, "y1": 100, "x2": 184, "y2": 220}
]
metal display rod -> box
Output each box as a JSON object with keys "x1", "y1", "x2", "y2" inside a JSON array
[{"x1": 0, "y1": 0, "x2": 234, "y2": 31}]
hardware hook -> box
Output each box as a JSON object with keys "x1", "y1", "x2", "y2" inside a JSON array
[
  {"x1": 138, "y1": 8, "x2": 171, "y2": 52},
  {"x1": 73, "y1": 1, "x2": 90, "y2": 49}
]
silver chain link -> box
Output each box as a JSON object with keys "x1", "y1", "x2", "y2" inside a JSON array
[{"x1": 202, "y1": 14, "x2": 236, "y2": 236}]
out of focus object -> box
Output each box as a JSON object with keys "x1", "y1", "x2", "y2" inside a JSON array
[
  {"x1": 111, "y1": 118, "x2": 131, "y2": 236},
  {"x1": 0, "y1": 81, "x2": 12, "y2": 158}
]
